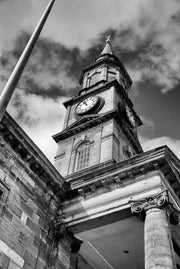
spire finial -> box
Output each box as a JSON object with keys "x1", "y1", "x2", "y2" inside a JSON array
[
  {"x1": 99, "y1": 34, "x2": 113, "y2": 56},
  {"x1": 106, "y1": 35, "x2": 111, "y2": 43},
  {"x1": 96, "y1": 34, "x2": 115, "y2": 61}
]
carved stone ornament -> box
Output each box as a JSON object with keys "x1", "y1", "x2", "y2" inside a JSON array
[
  {"x1": 130, "y1": 190, "x2": 169, "y2": 214},
  {"x1": 50, "y1": 210, "x2": 66, "y2": 247}
]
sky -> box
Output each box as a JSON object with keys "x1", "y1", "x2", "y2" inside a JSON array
[{"x1": 0, "y1": 0, "x2": 180, "y2": 164}]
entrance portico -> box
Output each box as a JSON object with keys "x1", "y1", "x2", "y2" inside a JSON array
[{"x1": 61, "y1": 147, "x2": 180, "y2": 269}]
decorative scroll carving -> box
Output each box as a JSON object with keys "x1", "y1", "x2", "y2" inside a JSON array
[
  {"x1": 130, "y1": 190, "x2": 180, "y2": 224},
  {"x1": 130, "y1": 190, "x2": 169, "y2": 214}
]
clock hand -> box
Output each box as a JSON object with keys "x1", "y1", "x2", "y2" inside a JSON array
[{"x1": 83, "y1": 100, "x2": 88, "y2": 106}]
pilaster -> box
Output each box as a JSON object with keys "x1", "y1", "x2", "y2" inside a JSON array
[
  {"x1": 69, "y1": 236, "x2": 82, "y2": 269},
  {"x1": 48, "y1": 212, "x2": 82, "y2": 269}
]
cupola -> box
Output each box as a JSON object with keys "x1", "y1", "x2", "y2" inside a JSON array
[{"x1": 79, "y1": 36, "x2": 132, "y2": 96}]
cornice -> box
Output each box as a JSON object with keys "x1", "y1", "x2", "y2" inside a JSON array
[
  {"x1": 53, "y1": 110, "x2": 117, "y2": 142},
  {"x1": 63, "y1": 79, "x2": 133, "y2": 108},
  {"x1": 63, "y1": 146, "x2": 180, "y2": 206},
  {"x1": 63, "y1": 173, "x2": 164, "y2": 230},
  {"x1": 1, "y1": 112, "x2": 65, "y2": 196},
  {"x1": 61, "y1": 146, "x2": 180, "y2": 231},
  {"x1": 79, "y1": 57, "x2": 132, "y2": 87},
  {"x1": 66, "y1": 147, "x2": 166, "y2": 189},
  {"x1": 53, "y1": 109, "x2": 142, "y2": 157}
]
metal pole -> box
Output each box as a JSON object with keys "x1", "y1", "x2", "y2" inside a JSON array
[{"x1": 0, "y1": 0, "x2": 56, "y2": 122}]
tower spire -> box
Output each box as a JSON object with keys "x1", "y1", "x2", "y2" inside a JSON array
[
  {"x1": 100, "y1": 35, "x2": 114, "y2": 56},
  {"x1": 0, "y1": 0, "x2": 56, "y2": 122},
  {"x1": 96, "y1": 35, "x2": 117, "y2": 62}
]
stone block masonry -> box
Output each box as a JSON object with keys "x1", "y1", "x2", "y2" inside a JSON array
[{"x1": 0, "y1": 120, "x2": 69, "y2": 269}]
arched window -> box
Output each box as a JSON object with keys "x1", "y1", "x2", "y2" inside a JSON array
[{"x1": 75, "y1": 141, "x2": 91, "y2": 171}]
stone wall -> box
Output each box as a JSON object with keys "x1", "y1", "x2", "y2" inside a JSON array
[
  {"x1": 0, "y1": 127, "x2": 72, "y2": 269},
  {"x1": 0, "y1": 136, "x2": 52, "y2": 268},
  {"x1": 0, "y1": 114, "x2": 96, "y2": 269}
]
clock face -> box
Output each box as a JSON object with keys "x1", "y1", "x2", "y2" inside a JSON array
[
  {"x1": 125, "y1": 106, "x2": 136, "y2": 128},
  {"x1": 76, "y1": 96, "x2": 99, "y2": 115}
]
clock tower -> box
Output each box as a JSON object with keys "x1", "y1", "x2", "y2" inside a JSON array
[{"x1": 53, "y1": 37, "x2": 143, "y2": 177}]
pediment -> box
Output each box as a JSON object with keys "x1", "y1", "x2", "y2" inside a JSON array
[
  {"x1": 53, "y1": 111, "x2": 115, "y2": 142},
  {"x1": 65, "y1": 114, "x2": 102, "y2": 131}
]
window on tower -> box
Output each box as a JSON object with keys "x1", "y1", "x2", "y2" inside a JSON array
[
  {"x1": 75, "y1": 141, "x2": 91, "y2": 171},
  {"x1": 90, "y1": 72, "x2": 99, "y2": 86},
  {"x1": 86, "y1": 70, "x2": 102, "y2": 87}
]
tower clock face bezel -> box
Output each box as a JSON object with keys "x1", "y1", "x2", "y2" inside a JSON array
[{"x1": 75, "y1": 96, "x2": 100, "y2": 115}]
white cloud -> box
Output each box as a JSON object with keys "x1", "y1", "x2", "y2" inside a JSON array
[
  {"x1": 0, "y1": 0, "x2": 178, "y2": 49},
  {"x1": 1, "y1": 0, "x2": 180, "y2": 93},
  {"x1": 0, "y1": 0, "x2": 34, "y2": 53},
  {"x1": 113, "y1": 0, "x2": 180, "y2": 92},
  {"x1": 22, "y1": 121, "x2": 60, "y2": 164},
  {"x1": 1, "y1": 0, "x2": 180, "y2": 163}
]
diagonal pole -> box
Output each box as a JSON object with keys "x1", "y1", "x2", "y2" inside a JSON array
[{"x1": 0, "y1": 0, "x2": 56, "y2": 122}]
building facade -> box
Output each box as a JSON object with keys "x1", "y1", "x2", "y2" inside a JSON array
[
  {"x1": 53, "y1": 39, "x2": 180, "y2": 269},
  {"x1": 0, "y1": 39, "x2": 180, "y2": 269}
]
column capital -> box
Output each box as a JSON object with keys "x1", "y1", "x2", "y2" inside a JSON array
[
  {"x1": 130, "y1": 190, "x2": 169, "y2": 214},
  {"x1": 130, "y1": 190, "x2": 180, "y2": 224}
]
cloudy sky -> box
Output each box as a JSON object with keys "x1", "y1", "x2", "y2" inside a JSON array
[{"x1": 0, "y1": 0, "x2": 180, "y2": 164}]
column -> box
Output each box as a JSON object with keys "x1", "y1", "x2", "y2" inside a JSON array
[
  {"x1": 145, "y1": 207, "x2": 175, "y2": 269},
  {"x1": 130, "y1": 190, "x2": 177, "y2": 269}
]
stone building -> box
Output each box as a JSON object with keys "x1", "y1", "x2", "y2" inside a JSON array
[
  {"x1": 0, "y1": 39, "x2": 180, "y2": 269},
  {"x1": 0, "y1": 112, "x2": 66, "y2": 268}
]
